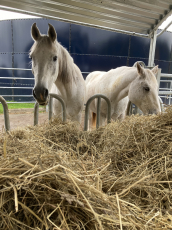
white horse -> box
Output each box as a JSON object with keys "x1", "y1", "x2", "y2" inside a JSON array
[
  {"x1": 30, "y1": 23, "x2": 86, "y2": 122},
  {"x1": 85, "y1": 62, "x2": 161, "y2": 128}
]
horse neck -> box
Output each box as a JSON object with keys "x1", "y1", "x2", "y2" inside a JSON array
[
  {"x1": 114, "y1": 68, "x2": 138, "y2": 102},
  {"x1": 55, "y1": 44, "x2": 76, "y2": 95}
]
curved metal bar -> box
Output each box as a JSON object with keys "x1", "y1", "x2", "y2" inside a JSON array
[
  {"x1": 126, "y1": 101, "x2": 132, "y2": 116},
  {"x1": 34, "y1": 102, "x2": 39, "y2": 126},
  {"x1": 0, "y1": 96, "x2": 10, "y2": 131},
  {"x1": 49, "y1": 96, "x2": 53, "y2": 121},
  {"x1": 159, "y1": 96, "x2": 165, "y2": 112},
  {"x1": 84, "y1": 94, "x2": 111, "y2": 131},
  {"x1": 133, "y1": 61, "x2": 146, "y2": 68},
  {"x1": 49, "y1": 93, "x2": 66, "y2": 122},
  {"x1": 33, "y1": 94, "x2": 66, "y2": 125},
  {"x1": 96, "y1": 97, "x2": 101, "y2": 129}
]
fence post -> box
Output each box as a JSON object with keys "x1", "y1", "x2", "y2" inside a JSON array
[
  {"x1": 84, "y1": 94, "x2": 111, "y2": 131},
  {"x1": 34, "y1": 102, "x2": 39, "y2": 126},
  {"x1": 0, "y1": 96, "x2": 10, "y2": 131}
]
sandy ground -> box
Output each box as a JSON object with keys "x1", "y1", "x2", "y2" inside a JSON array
[
  {"x1": 0, "y1": 110, "x2": 85, "y2": 132},
  {"x1": 0, "y1": 112, "x2": 48, "y2": 131}
]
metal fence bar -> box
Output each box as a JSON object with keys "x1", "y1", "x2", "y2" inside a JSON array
[
  {"x1": 160, "y1": 74, "x2": 172, "y2": 78},
  {"x1": 159, "y1": 91, "x2": 172, "y2": 95},
  {"x1": 34, "y1": 93, "x2": 66, "y2": 126},
  {"x1": 49, "y1": 96, "x2": 53, "y2": 120},
  {"x1": 6, "y1": 101, "x2": 35, "y2": 104},
  {"x1": 126, "y1": 101, "x2": 132, "y2": 116},
  {"x1": 0, "y1": 77, "x2": 34, "y2": 80},
  {"x1": 0, "y1": 96, "x2": 10, "y2": 131},
  {"x1": 84, "y1": 94, "x2": 111, "y2": 131},
  {"x1": 160, "y1": 80, "x2": 172, "y2": 82},
  {"x1": 96, "y1": 97, "x2": 101, "y2": 129},
  {"x1": 0, "y1": 67, "x2": 31, "y2": 71},
  {"x1": 34, "y1": 102, "x2": 39, "y2": 126},
  {"x1": 49, "y1": 93, "x2": 66, "y2": 122},
  {"x1": 0, "y1": 87, "x2": 33, "y2": 89},
  {"x1": 1, "y1": 95, "x2": 33, "y2": 97},
  {"x1": 159, "y1": 87, "x2": 172, "y2": 90},
  {"x1": 161, "y1": 96, "x2": 172, "y2": 98},
  {"x1": 0, "y1": 67, "x2": 90, "y2": 74}
]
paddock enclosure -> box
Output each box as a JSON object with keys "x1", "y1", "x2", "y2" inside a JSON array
[{"x1": 1, "y1": 1, "x2": 172, "y2": 229}]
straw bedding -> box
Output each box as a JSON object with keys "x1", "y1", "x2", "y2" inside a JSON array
[{"x1": 1, "y1": 107, "x2": 172, "y2": 229}]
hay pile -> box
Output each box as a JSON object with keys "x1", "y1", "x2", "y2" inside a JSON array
[{"x1": 1, "y1": 108, "x2": 172, "y2": 229}]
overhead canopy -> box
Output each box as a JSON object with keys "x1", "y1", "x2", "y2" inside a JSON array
[{"x1": 0, "y1": 0, "x2": 172, "y2": 37}]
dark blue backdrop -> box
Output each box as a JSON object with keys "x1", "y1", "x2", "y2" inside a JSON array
[{"x1": 0, "y1": 18, "x2": 172, "y2": 102}]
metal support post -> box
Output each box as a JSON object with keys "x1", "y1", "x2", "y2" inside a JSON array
[{"x1": 148, "y1": 30, "x2": 157, "y2": 67}]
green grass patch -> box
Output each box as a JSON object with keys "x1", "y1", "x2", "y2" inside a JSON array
[{"x1": 0, "y1": 102, "x2": 35, "y2": 114}]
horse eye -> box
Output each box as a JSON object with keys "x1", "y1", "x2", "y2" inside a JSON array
[
  {"x1": 144, "y1": 86, "x2": 150, "y2": 92},
  {"x1": 53, "y1": 56, "x2": 57, "y2": 61}
]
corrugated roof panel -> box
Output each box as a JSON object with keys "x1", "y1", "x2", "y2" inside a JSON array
[{"x1": 0, "y1": 0, "x2": 171, "y2": 37}]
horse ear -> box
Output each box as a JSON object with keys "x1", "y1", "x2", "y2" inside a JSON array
[
  {"x1": 151, "y1": 65, "x2": 159, "y2": 75},
  {"x1": 136, "y1": 62, "x2": 145, "y2": 76},
  {"x1": 48, "y1": 23, "x2": 57, "y2": 42},
  {"x1": 31, "y1": 23, "x2": 41, "y2": 41}
]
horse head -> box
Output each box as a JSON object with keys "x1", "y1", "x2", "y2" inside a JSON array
[
  {"x1": 30, "y1": 23, "x2": 60, "y2": 105},
  {"x1": 128, "y1": 62, "x2": 161, "y2": 115}
]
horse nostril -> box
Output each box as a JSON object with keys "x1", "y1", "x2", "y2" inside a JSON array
[{"x1": 44, "y1": 88, "x2": 48, "y2": 99}]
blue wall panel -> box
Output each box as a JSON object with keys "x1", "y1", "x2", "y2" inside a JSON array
[
  {"x1": 130, "y1": 36, "x2": 150, "y2": 59},
  {"x1": 13, "y1": 18, "x2": 70, "y2": 53},
  {"x1": 0, "y1": 20, "x2": 12, "y2": 52},
  {"x1": 0, "y1": 53, "x2": 12, "y2": 70},
  {"x1": 155, "y1": 31, "x2": 172, "y2": 62},
  {"x1": 154, "y1": 60, "x2": 170, "y2": 74},
  {"x1": 72, "y1": 54, "x2": 128, "y2": 75},
  {"x1": 71, "y1": 24, "x2": 130, "y2": 56}
]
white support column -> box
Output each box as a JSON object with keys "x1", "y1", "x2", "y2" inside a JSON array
[{"x1": 148, "y1": 30, "x2": 157, "y2": 67}]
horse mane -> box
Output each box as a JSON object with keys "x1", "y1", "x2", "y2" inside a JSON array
[{"x1": 58, "y1": 44, "x2": 76, "y2": 84}]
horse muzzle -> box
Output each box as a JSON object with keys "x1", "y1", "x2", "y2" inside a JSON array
[{"x1": 33, "y1": 87, "x2": 49, "y2": 105}]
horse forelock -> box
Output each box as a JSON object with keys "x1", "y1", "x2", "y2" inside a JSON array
[
  {"x1": 30, "y1": 36, "x2": 53, "y2": 56},
  {"x1": 58, "y1": 44, "x2": 76, "y2": 84}
]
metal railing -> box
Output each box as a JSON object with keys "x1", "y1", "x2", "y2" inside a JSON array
[
  {"x1": 0, "y1": 96, "x2": 10, "y2": 131},
  {"x1": 84, "y1": 94, "x2": 111, "y2": 131},
  {"x1": 0, "y1": 67, "x2": 90, "y2": 104},
  {"x1": 159, "y1": 73, "x2": 172, "y2": 104},
  {"x1": 34, "y1": 93, "x2": 66, "y2": 126}
]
